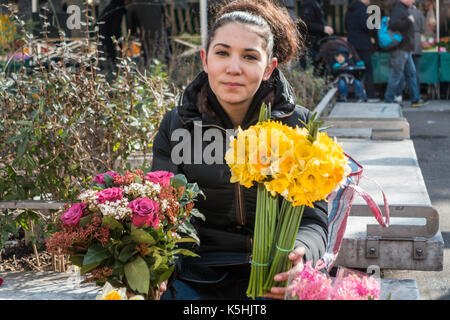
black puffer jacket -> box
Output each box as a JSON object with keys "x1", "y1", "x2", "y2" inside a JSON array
[
  {"x1": 389, "y1": 1, "x2": 414, "y2": 52},
  {"x1": 151, "y1": 69, "x2": 328, "y2": 281}
]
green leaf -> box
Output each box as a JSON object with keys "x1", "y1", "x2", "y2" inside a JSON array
[
  {"x1": 170, "y1": 174, "x2": 187, "y2": 190},
  {"x1": 3, "y1": 223, "x2": 18, "y2": 235},
  {"x1": 17, "y1": 137, "x2": 29, "y2": 159},
  {"x1": 79, "y1": 214, "x2": 93, "y2": 228},
  {"x1": 80, "y1": 261, "x2": 102, "y2": 275},
  {"x1": 157, "y1": 265, "x2": 175, "y2": 283},
  {"x1": 14, "y1": 212, "x2": 31, "y2": 231},
  {"x1": 102, "y1": 216, "x2": 124, "y2": 231},
  {"x1": 190, "y1": 208, "x2": 206, "y2": 221},
  {"x1": 112, "y1": 260, "x2": 125, "y2": 280},
  {"x1": 6, "y1": 134, "x2": 25, "y2": 144},
  {"x1": 82, "y1": 244, "x2": 110, "y2": 266},
  {"x1": 130, "y1": 228, "x2": 155, "y2": 245},
  {"x1": 151, "y1": 253, "x2": 163, "y2": 270},
  {"x1": 69, "y1": 255, "x2": 84, "y2": 267},
  {"x1": 172, "y1": 248, "x2": 200, "y2": 258},
  {"x1": 118, "y1": 244, "x2": 136, "y2": 263},
  {"x1": 103, "y1": 174, "x2": 113, "y2": 187},
  {"x1": 258, "y1": 102, "x2": 270, "y2": 122},
  {"x1": 175, "y1": 237, "x2": 199, "y2": 244},
  {"x1": 124, "y1": 256, "x2": 150, "y2": 295}
]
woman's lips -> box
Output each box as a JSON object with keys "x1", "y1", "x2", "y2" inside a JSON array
[{"x1": 223, "y1": 82, "x2": 244, "y2": 89}]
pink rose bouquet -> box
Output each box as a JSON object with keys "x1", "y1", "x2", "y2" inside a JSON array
[{"x1": 46, "y1": 169, "x2": 205, "y2": 300}]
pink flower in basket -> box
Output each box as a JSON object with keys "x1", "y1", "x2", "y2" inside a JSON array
[
  {"x1": 332, "y1": 273, "x2": 380, "y2": 300},
  {"x1": 128, "y1": 198, "x2": 160, "y2": 229},
  {"x1": 93, "y1": 171, "x2": 120, "y2": 185},
  {"x1": 289, "y1": 260, "x2": 333, "y2": 300},
  {"x1": 144, "y1": 171, "x2": 174, "y2": 187},
  {"x1": 97, "y1": 187, "x2": 123, "y2": 204},
  {"x1": 61, "y1": 203, "x2": 88, "y2": 226}
]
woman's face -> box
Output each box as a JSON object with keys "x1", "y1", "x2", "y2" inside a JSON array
[{"x1": 201, "y1": 22, "x2": 277, "y2": 111}]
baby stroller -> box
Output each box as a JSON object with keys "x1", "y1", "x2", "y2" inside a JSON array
[
  {"x1": 315, "y1": 36, "x2": 367, "y2": 101},
  {"x1": 315, "y1": 36, "x2": 366, "y2": 79}
]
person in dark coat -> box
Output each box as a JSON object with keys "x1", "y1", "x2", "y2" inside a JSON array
[
  {"x1": 127, "y1": 0, "x2": 170, "y2": 67},
  {"x1": 410, "y1": 4, "x2": 426, "y2": 89},
  {"x1": 278, "y1": 0, "x2": 298, "y2": 23},
  {"x1": 384, "y1": 0, "x2": 426, "y2": 107},
  {"x1": 152, "y1": 0, "x2": 328, "y2": 300},
  {"x1": 345, "y1": 0, "x2": 377, "y2": 100},
  {"x1": 299, "y1": 0, "x2": 334, "y2": 65},
  {"x1": 98, "y1": 0, "x2": 126, "y2": 72}
]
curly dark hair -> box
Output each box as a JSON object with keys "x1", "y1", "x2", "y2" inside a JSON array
[{"x1": 207, "y1": 0, "x2": 305, "y2": 65}]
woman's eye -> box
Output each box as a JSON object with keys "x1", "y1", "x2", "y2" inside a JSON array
[
  {"x1": 215, "y1": 51, "x2": 228, "y2": 56},
  {"x1": 245, "y1": 55, "x2": 258, "y2": 61}
]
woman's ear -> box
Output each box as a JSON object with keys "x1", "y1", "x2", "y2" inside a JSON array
[
  {"x1": 263, "y1": 57, "x2": 278, "y2": 81},
  {"x1": 200, "y1": 48, "x2": 208, "y2": 73}
]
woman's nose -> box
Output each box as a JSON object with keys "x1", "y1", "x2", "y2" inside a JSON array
[{"x1": 226, "y1": 57, "x2": 242, "y2": 75}]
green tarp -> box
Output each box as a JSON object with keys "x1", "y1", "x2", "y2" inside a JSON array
[{"x1": 373, "y1": 51, "x2": 448, "y2": 84}]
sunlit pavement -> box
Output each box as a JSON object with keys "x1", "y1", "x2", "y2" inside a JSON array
[{"x1": 383, "y1": 100, "x2": 450, "y2": 300}]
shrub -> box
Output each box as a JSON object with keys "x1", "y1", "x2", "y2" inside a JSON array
[
  {"x1": 280, "y1": 60, "x2": 332, "y2": 111},
  {"x1": 0, "y1": 9, "x2": 179, "y2": 203}
]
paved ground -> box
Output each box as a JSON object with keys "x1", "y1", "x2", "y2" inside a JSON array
[{"x1": 382, "y1": 100, "x2": 450, "y2": 300}]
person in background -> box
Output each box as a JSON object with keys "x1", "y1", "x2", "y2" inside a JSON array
[
  {"x1": 410, "y1": 3, "x2": 426, "y2": 89},
  {"x1": 299, "y1": 0, "x2": 334, "y2": 66},
  {"x1": 384, "y1": 0, "x2": 426, "y2": 107},
  {"x1": 332, "y1": 46, "x2": 368, "y2": 102},
  {"x1": 278, "y1": 0, "x2": 298, "y2": 23},
  {"x1": 345, "y1": 0, "x2": 377, "y2": 101},
  {"x1": 395, "y1": 2, "x2": 427, "y2": 103},
  {"x1": 97, "y1": 0, "x2": 126, "y2": 73}
]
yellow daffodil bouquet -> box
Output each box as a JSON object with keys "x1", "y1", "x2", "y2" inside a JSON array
[{"x1": 225, "y1": 104, "x2": 351, "y2": 299}]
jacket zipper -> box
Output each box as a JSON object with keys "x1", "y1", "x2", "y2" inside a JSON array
[
  {"x1": 194, "y1": 121, "x2": 250, "y2": 256},
  {"x1": 195, "y1": 122, "x2": 247, "y2": 227}
]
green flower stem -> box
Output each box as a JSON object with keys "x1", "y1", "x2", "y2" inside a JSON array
[
  {"x1": 264, "y1": 203, "x2": 305, "y2": 290},
  {"x1": 246, "y1": 183, "x2": 277, "y2": 299}
]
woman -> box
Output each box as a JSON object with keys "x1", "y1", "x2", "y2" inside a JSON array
[{"x1": 152, "y1": 0, "x2": 328, "y2": 300}]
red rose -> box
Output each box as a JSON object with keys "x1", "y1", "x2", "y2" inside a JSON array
[
  {"x1": 144, "y1": 171, "x2": 174, "y2": 187},
  {"x1": 97, "y1": 187, "x2": 123, "y2": 204},
  {"x1": 61, "y1": 203, "x2": 88, "y2": 226},
  {"x1": 128, "y1": 198, "x2": 160, "y2": 229}
]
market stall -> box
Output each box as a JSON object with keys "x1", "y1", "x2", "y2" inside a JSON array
[
  {"x1": 372, "y1": 50, "x2": 444, "y2": 84},
  {"x1": 371, "y1": 0, "x2": 449, "y2": 98}
]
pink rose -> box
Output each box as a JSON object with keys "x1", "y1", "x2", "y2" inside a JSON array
[
  {"x1": 93, "y1": 171, "x2": 120, "y2": 185},
  {"x1": 144, "y1": 171, "x2": 174, "y2": 187},
  {"x1": 128, "y1": 198, "x2": 160, "y2": 229},
  {"x1": 61, "y1": 203, "x2": 88, "y2": 226},
  {"x1": 97, "y1": 187, "x2": 123, "y2": 204}
]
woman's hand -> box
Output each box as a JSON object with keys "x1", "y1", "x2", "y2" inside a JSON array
[{"x1": 263, "y1": 247, "x2": 306, "y2": 300}]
